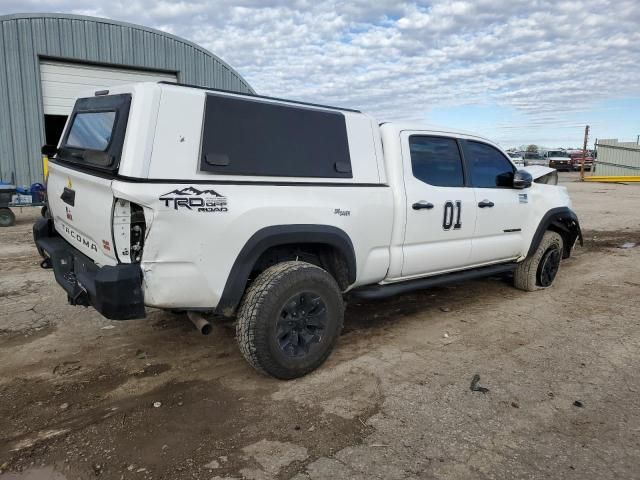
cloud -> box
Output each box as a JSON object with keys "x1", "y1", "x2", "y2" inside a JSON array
[{"x1": 2, "y1": 0, "x2": 639, "y2": 145}]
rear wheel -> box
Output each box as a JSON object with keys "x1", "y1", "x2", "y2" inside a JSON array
[
  {"x1": 514, "y1": 231, "x2": 563, "y2": 291},
  {"x1": 0, "y1": 208, "x2": 15, "y2": 227},
  {"x1": 236, "y1": 261, "x2": 344, "y2": 379}
]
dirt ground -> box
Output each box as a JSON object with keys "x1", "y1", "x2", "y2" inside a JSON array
[{"x1": 1, "y1": 172, "x2": 639, "y2": 480}]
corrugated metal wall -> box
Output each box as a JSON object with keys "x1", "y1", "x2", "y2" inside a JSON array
[
  {"x1": 0, "y1": 13, "x2": 254, "y2": 186},
  {"x1": 593, "y1": 139, "x2": 640, "y2": 176}
]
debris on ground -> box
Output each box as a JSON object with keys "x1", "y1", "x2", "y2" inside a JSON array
[
  {"x1": 573, "y1": 400, "x2": 584, "y2": 407},
  {"x1": 470, "y1": 374, "x2": 490, "y2": 393},
  {"x1": 205, "y1": 460, "x2": 220, "y2": 469},
  {"x1": 153, "y1": 402, "x2": 162, "y2": 408},
  {"x1": 620, "y1": 242, "x2": 636, "y2": 249},
  {"x1": 511, "y1": 401, "x2": 520, "y2": 408},
  {"x1": 440, "y1": 307, "x2": 451, "y2": 312}
]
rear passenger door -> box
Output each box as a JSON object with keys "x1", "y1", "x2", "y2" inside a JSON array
[
  {"x1": 400, "y1": 134, "x2": 477, "y2": 278},
  {"x1": 462, "y1": 140, "x2": 529, "y2": 264}
]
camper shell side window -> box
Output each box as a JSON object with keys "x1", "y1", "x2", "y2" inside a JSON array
[{"x1": 199, "y1": 94, "x2": 352, "y2": 178}]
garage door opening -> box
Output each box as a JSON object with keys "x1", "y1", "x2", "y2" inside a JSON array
[
  {"x1": 44, "y1": 114, "x2": 67, "y2": 146},
  {"x1": 39, "y1": 59, "x2": 177, "y2": 147}
]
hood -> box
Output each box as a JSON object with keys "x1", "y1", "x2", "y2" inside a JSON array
[{"x1": 521, "y1": 165, "x2": 555, "y2": 179}]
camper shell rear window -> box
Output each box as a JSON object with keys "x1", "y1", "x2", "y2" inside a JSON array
[
  {"x1": 58, "y1": 94, "x2": 131, "y2": 172},
  {"x1": 199, "y1": 94, "x2": 352, "y2": 178}
]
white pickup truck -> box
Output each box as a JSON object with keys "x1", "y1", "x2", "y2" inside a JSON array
[{"x1": 34, "y1": 82, "x2": 582, "y2": 379}]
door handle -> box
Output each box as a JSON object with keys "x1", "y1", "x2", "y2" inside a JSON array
[
  {"x1": 478, "y1": 200, "x2": 494, "y2": 208},
  {"x1": 412, "y1": 201, "x2": 434, "y2": 210},
  {"x1": 61, "y1": 187, "x2": 75, "y2": 207}
]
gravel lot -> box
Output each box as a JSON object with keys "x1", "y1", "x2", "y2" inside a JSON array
[{"x1": 1, "y1": 172, "x2": 639, "y2": 480}]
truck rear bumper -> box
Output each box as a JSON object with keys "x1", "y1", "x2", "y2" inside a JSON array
[{"x1": 33, "y1": 218, "x2": 146, "y2": 320}]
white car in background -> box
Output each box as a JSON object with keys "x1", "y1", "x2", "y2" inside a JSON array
[
  {"x1": 524, "y1": 152, "x2": 548, "y2": 167},
  {"x1": 507, "y1": 152, "x2": 525, "y2": 167}
]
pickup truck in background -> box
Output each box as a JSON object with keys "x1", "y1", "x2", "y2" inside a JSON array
[
  {"x1": 34, "y1": 82, "x2": 582, "y2": 379},
  {"x1": 568, "y1": 150, "x2": 594, "y2": 171},
  {"x1": 545, "y1": 150, "x2": 572, "y2": 171}
]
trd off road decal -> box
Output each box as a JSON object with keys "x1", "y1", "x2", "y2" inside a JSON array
[{"x1": 159, "y1": 187, "x2": 228, "y2": 213}]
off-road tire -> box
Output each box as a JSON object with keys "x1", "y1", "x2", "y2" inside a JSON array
[
  {"x1": 514, "y1": 231, "x2": 563, "y2": 291},
  {"x1": 236, "y1": 261, "x2": 344, "y2": 379},
  {"x1": 0, "y1": 208, "x2": 15, "y2": 227}
]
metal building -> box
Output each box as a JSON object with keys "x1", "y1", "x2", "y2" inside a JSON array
[
  {"x1": 592, "y1": 139, "x2": 640, "y2": 177},
  {"x1": 0, "y1": 13, "x2": 254, "y2": 187}
]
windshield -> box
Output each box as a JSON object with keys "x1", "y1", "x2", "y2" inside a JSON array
[
  {"x1": 66, "y1": 111, "x2": 116, "y2": 151},
  {"x1": 547, "y1": 150, "x2": 569, "y2": 158}
]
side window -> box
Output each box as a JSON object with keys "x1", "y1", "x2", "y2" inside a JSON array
[
  {"x1": 464, "y1": 141, "x2": 515, "y2": 188},
  {"x1": 199, "y1": 94, "x2": 352, "y2": 178},
  {"x1": 409, "y1": 136, "x2": 465, "y2": 187}
]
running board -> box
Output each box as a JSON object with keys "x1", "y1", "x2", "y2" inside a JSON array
[{"x1": 350, "y1": 263, "x2": 517, "y2": 300}]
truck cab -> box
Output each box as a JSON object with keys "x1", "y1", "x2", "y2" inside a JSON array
[{"x1": 34, "y1": 82, "x2": 582, "y2": 379}]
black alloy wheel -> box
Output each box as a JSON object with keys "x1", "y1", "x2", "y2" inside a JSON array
[
  {"x1": 276, "y1": 292, "x2": 328, "y2": 357},
  {"x1": 537, "y1": 247, "x2": 561, "y2": 287}
]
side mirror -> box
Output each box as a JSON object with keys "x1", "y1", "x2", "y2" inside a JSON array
[
  {"x1": 513, "y1": 170, "x2": 532, "y2": 189},
  {"x1": 41, "y1": 144, "x2": 58, "y2": 157}
]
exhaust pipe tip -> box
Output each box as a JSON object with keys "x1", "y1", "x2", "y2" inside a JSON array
[{"x1": 187, "y1": 311, "x2": 212, "y2": 336}]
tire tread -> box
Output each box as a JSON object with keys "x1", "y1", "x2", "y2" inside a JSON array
[
  {"x1": 236, "y1": 261, "x2": 343, "y2": 379},
  {"x1": 514, "y1": 231, "x2": 563, "y2": 291}
]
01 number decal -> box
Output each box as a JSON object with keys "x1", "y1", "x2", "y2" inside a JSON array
[{"x1": 443, "y1": 201, "x2": 462, "y2": 230}]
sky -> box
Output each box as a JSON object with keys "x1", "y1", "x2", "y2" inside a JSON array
[{"x1": 1, "y1": 0, "x2": 639, "y2": 148}]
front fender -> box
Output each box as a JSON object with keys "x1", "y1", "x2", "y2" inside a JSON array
[{"x1": 528, "y1": 207, "x2": 582, "y2": 259}]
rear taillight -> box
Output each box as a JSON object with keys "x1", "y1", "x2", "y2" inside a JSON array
[{"x1": 113, "y1": 199, "x2": 146, "y2": 263}]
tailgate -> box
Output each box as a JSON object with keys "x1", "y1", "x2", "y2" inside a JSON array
[
  {"x1": 47, "y1": 162, "x2": 118, "y2": 266},
  {"x1": 45, "y1": 92, "x2": 132, "y2": 267}
]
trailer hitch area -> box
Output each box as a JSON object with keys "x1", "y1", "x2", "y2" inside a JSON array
[
  {"x1": 40, "y1": 257, "x2": 53, "y2": 269},
  {"x1": 68, "y1": 286, "x2": 90, "y2": 307}
]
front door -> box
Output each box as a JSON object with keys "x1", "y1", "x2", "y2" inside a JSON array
[
  {"x1": 400, "y1": 134, "x2": 477, "y2": 278},
  {"x1": 461, "y1": 139, "x2": 529, "y2": 264}
]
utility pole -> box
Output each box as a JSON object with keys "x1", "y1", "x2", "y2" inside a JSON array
[{"x1": 581, "y1": 125, "x2": 590, "y2": 181}]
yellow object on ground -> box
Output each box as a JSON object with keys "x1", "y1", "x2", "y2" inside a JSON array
[
  {"x1": 583, "y1": 176, "x2": 640, "y2": 182},
  {"x1": 42, "y1": 155, "x2": 49, "y2": 181}
]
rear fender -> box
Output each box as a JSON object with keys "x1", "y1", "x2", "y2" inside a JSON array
[{"x1": 216, "y1": 225, "x2": 356, "y2": 316}]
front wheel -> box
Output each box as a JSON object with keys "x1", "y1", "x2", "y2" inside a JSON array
[
  {"x1": 514, "y1": 231, "x2": 563, "y2": 291},
  {"x1": 236, "y1": 261, "x2": 344, "y2": 379},
  {"x1": 0, "y1": 208, "x2": 16, "y2": 227}
]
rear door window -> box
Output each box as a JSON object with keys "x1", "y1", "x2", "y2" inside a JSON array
[{"x1": 409, "y1": 136, "x2": 465, "y2": 187}]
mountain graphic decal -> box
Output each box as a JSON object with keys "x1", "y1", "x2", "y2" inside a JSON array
[{"x1": 160, "y1": 187, "x2": 224, "y2": 197}]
